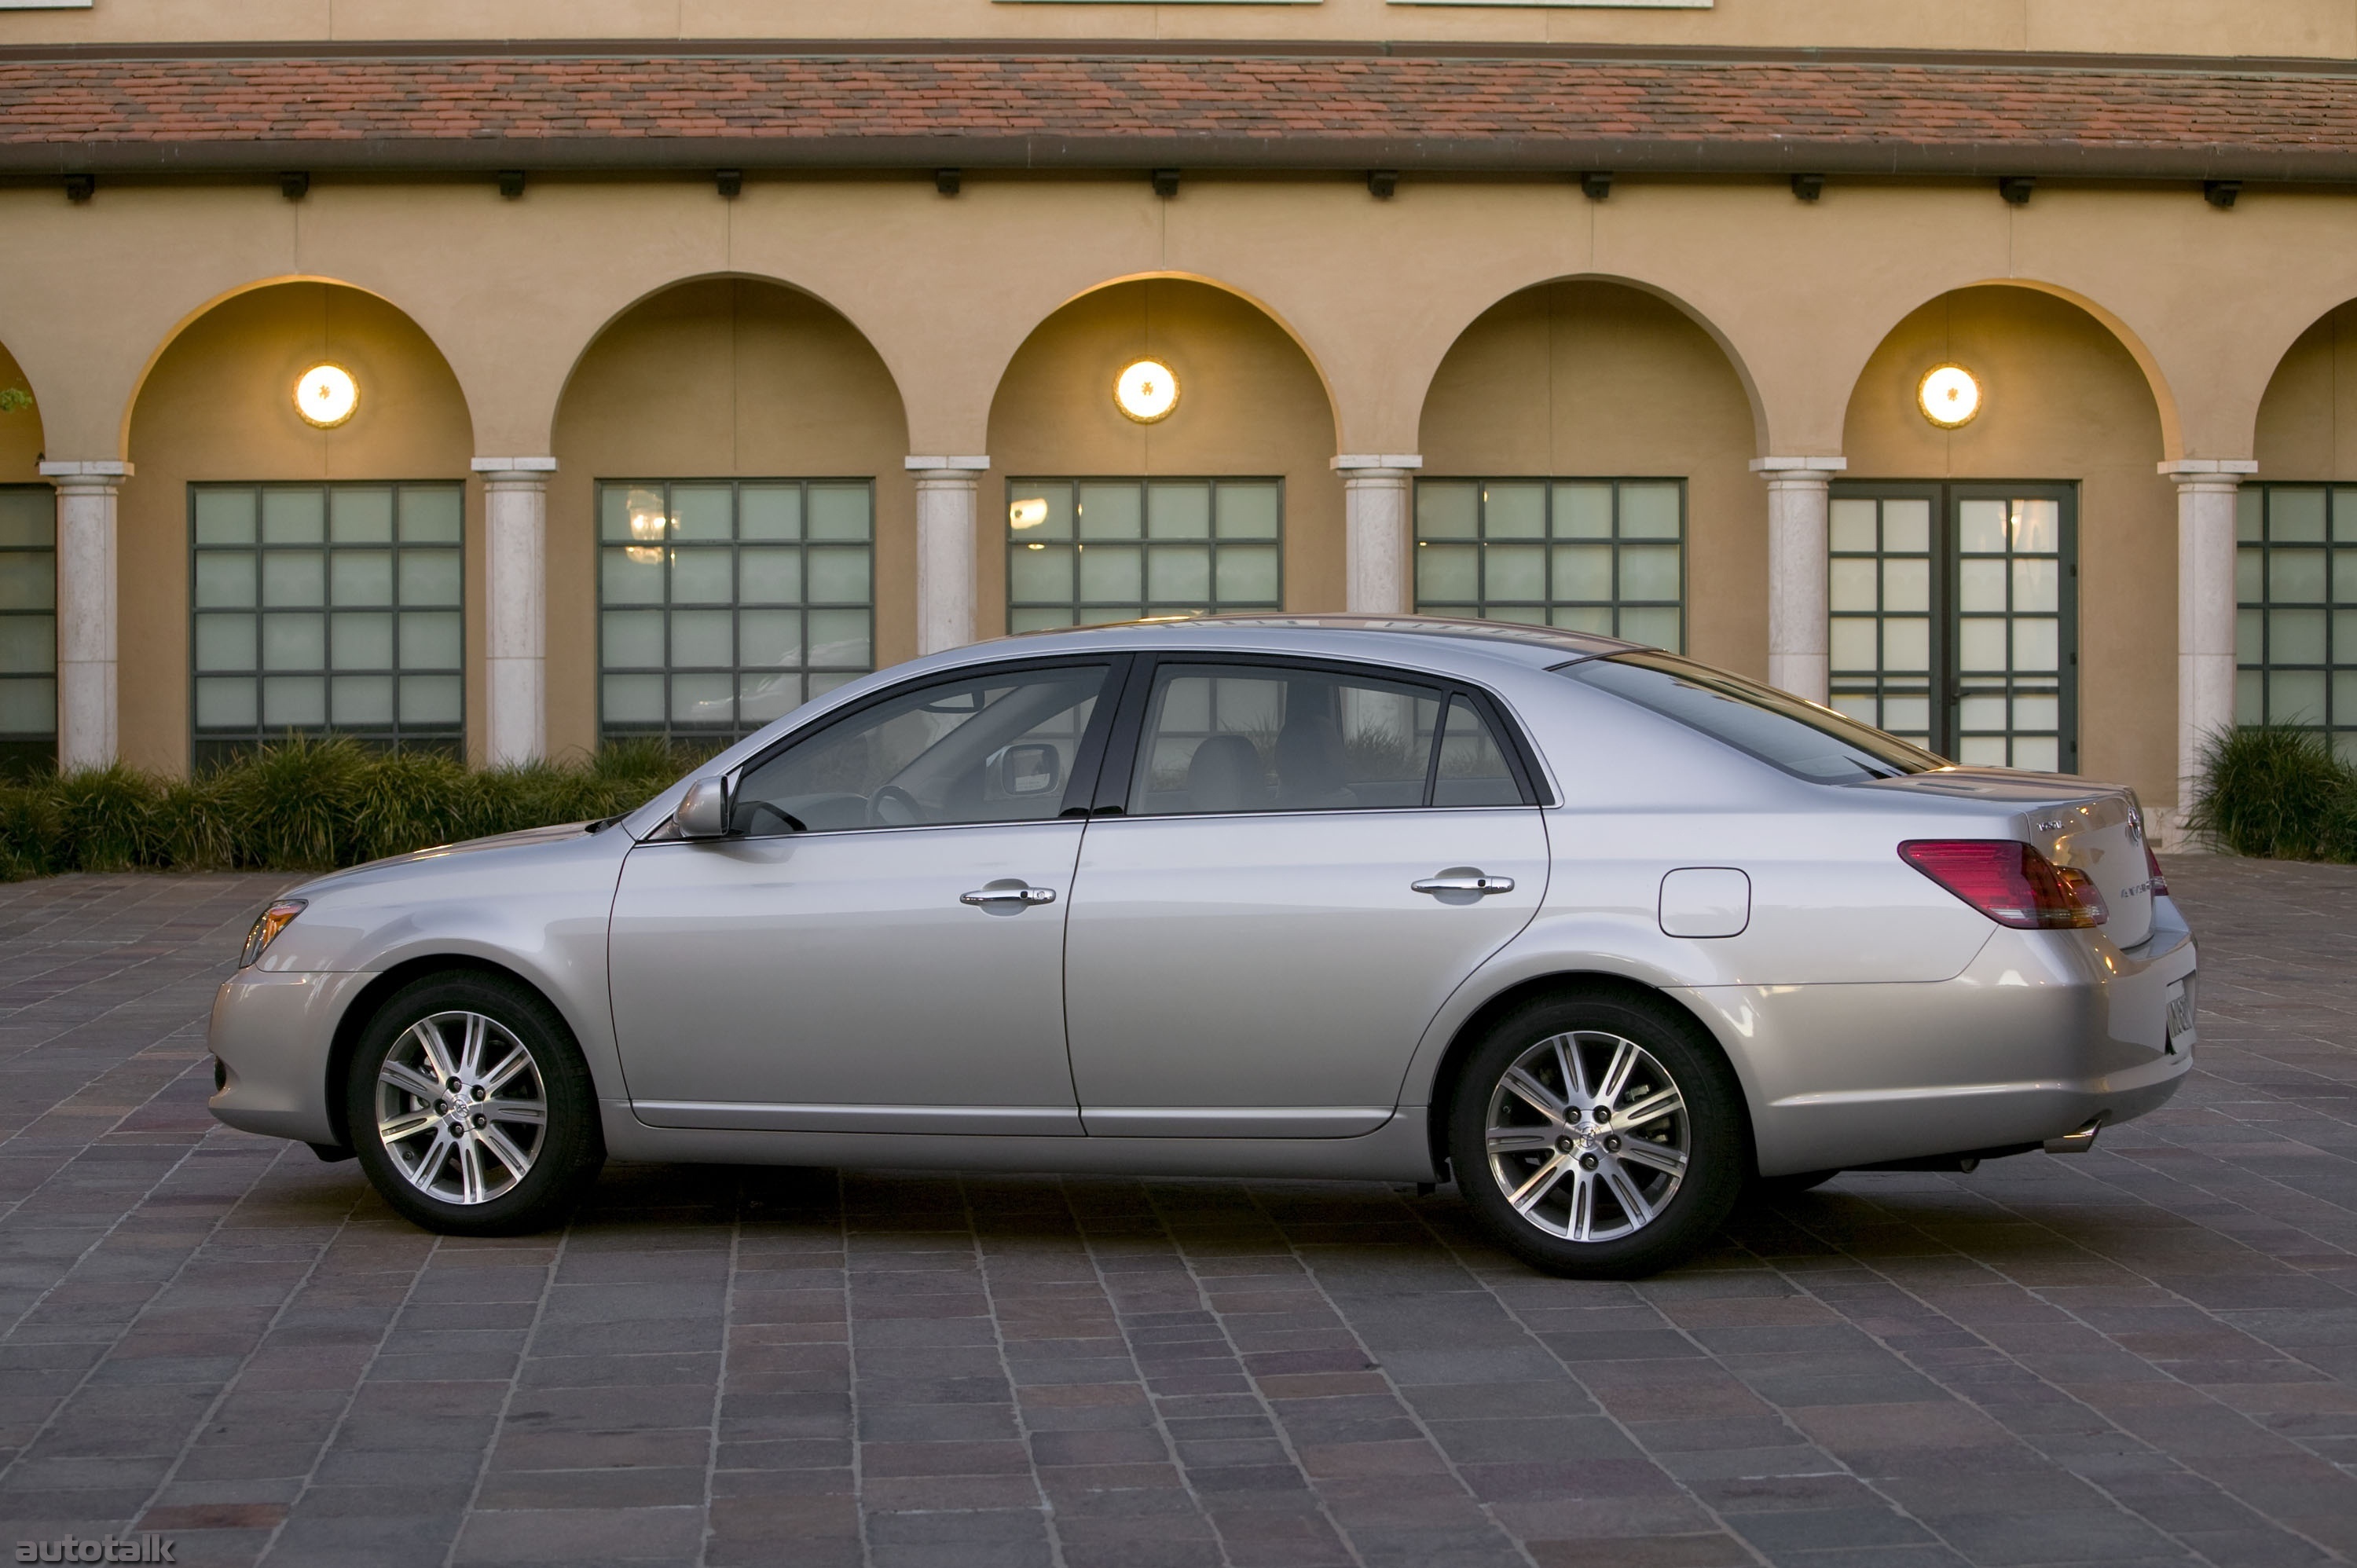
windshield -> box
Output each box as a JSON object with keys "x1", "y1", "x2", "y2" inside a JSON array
[{"x1": 1560, "y1": 652, "x2": 1947, "y2": 783}]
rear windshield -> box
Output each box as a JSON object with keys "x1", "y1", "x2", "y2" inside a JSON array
[{"x1": 1560, "y1": 652, "x2": 1946, "y2": 783}]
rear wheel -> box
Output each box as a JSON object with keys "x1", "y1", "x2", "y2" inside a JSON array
[
  {"x1": 345, "y1": 973, "x2": 604, "y2": 1236},
  {"x1": 1447, "y1": 991, "x2": 1744, "y2": 1278}
]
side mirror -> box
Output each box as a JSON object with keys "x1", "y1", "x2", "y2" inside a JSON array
[
  {"x1": 674, "y1": 776, "x2": 732, "y2": 839},
  {"x1": 999, "y1": 742, "x2": 1063, "y2": 797}
]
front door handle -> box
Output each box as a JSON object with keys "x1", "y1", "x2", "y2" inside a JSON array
[
  {"x1": 960, "y1": 884, "x2": 1058, "y2": 908},
  {"x1": 1412, "y1": 871, "x2": 1516, "y2": 897}
]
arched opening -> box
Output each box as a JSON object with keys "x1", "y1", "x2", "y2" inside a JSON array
[
  {"x1": 125, "y1": 282, "x2": 474, "y2": 774},
  {"x1": 2245, "y1": 303, "x2": 2357, "y2": 758},
  {"x1": 1416, "y1": 279, "x2": 1762, "y2": 674},
  {"x1": 984, "y1": 278, "x2": 1339, "y2": 636},
  {"x1": 0, "y1": 341, "x2": 52, "y2": 776},
  {"x1": 1840, "y1": 285, "x2": 2168, "y2": 790},
  {"x1": 550, "y1": 276, "x2": 912, "y2": 758}
]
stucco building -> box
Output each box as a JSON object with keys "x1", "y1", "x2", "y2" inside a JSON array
[{"x1": 4, "y1": 1, "x2": 2357, "y2": 837}]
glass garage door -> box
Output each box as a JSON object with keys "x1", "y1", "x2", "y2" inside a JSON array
[{"x1": 1827, "y1": 483, "x2": 2077, "y2": 771}]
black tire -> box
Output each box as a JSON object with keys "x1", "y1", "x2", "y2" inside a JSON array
[
  {"x1": 344, "y1": 971, "x2": 604, "y2": 1236},
  {"x1": 1446, "y1": 989, "x2": 1746, "y2": 1279}
]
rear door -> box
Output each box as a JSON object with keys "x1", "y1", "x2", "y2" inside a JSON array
[{"x1": 1061, "y1": 658, "x2": 1549, "y2": 1137}]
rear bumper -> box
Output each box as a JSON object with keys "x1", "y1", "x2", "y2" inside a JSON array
[
  {"x1": 1681, "y1": 896, "x2": 2198, "y2": 1178},
  {"x1": 207, "y1": 968, "x2": 374, "y2": 1145}
]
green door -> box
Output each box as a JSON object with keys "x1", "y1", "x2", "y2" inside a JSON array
[{"x1": 1827, "y1": 483, "x2": 2078, "y2": 772}]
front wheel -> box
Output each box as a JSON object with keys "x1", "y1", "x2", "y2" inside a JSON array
[
  {"x1": 1446, "y1": 991, "x2": 1745, "y2": 1278},
  {"x1": 345, "y1": 972, "x2": 605, "y2": 1236}
]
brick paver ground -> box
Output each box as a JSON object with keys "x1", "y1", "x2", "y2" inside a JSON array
[{"x1": 0, "y1": 859, "x2": 2352, "y2": 1567}]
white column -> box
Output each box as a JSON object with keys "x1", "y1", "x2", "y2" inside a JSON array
[
  {"x1": 907, "y1": 456, "x2": 987, "y2": 654},
  {"x1": 1750, "y1": 456, "x2": 1847, "y2": 703},
  {"x1": 472, "y1": 457, "x2": 555, "y2": 767},
  {"x1": 38, "y1": 460, "x2": 130, "y2": 773},
  {"x1": 2162, "y1": 460, "x2": 2256, "y2": 837},
  {"x1": 1332, "y1": 455, "x2": 1420, "y2": 614}
]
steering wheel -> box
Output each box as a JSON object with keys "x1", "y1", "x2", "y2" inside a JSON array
[
  {"x1": 738, "y1": 800, "x2": 807, "y2": 836},
  {"x1": 868, "y1": 785, "x2": 923, "y2": 827}
]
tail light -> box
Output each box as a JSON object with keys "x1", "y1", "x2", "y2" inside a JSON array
[
  {"x1": 2143, "y1": 837, "x2": 2168, "y2": 898},
  {"x1": 1899, "y1": 841, "x2": 2107, "y2": 929}
]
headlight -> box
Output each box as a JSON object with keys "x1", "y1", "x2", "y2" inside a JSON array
[{"x1": 240, "y1": 899, "x2": 308, "y2": 967}]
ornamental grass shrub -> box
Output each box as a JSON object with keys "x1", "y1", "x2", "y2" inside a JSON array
[
  {"x1": 0, "y1": 736, "x2": 709, "y2": 881},
  {"x1": 2189, "y1": 724, "x2": 2357, "y2": 863}
]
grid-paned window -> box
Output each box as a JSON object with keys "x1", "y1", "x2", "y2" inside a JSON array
[
  {"x1": 1828, "y1": 484, "x2": 2075, "y2": 772},
  {"x1": 191, "y1": 484, "x2": 463, "y2": 763},
  {"x1": 1413, "y1": 479, "x2": 1684, "y2": 651},
  {"x1": 1006, "y1": 478, "x2": 1281, "y2": 632},
  {"x1": 0, "y1": 488, "x2": 54, "y2": 776},
  {"x1": 2236, "y1": 485, "x2": 2357, "y2": 764},
  {"x1": 598, "y1": 479, "x2": 874, "y2": 742}
]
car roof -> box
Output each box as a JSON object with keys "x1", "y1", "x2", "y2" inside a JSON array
[{"x1": 992, "y1": 613, "x2": 1638, "y2": 670}]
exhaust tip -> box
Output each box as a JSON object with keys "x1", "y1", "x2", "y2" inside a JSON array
[{"x1": 2044, "y1": 1115, "x2": 2106, "y2": 1155}]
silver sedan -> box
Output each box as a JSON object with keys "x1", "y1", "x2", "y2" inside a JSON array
[{"x1": 208, "y1": 617, "x2": 2197, "y2": 1277}]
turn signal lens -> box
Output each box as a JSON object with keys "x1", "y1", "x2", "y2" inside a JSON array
[
  {"x1": 240, "y1": 899, "x2": 308, "y2": 967},
  {"x1": 1899, "y1": 841, "x2": 2107, "y2": 929}
]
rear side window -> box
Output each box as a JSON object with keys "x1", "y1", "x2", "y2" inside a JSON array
[
  {"x1": 1563, "y1": 652, "x2": 1945, "y2": 783},
  {"x1": 1124, "y1": 662, "x2": 1530, "y2": 815}
]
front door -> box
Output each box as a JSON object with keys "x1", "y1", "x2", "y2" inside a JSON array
[
  {"x1": 1062, "y1": 658, "x2": 1550, "y2": 1137},
  {"x1": 1827, "y1": 483, "x2": 2078, "y2": 771},
  {"x1": 609, "y1": 658, "x2": 1119, "y2": 1134}
]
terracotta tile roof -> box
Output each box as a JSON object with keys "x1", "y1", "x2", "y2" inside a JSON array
[{"x1": 0, "y1": 49, "x2": 2351, "y2": 180}]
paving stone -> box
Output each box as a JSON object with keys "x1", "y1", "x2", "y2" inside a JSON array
[{"x1": 0, "y1": 861, "x2": 2349, "y2": 1564}]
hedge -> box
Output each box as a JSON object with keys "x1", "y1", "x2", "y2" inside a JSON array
[
  {"x1": 2189, "y1": 725, "x2": 2357, "y2": 863},
  {"x1": 0, "y1": 737, "x2": 712, "y2": 881}
]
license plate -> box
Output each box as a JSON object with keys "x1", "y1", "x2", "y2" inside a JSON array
[{"x1": 2165, "y1": 976, "x2": 2197, "y2": 1056}]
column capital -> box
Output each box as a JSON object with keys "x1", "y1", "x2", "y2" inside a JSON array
[
  {"x1": 904, "y1": 455, "x2": 990, "y2": 473},
  {"x1": 471, "y1": 456, "x2": 558, "y2": 478},
  {"x1": 1332, "y1": 454, "x2": 1421, "y2": 473},
  {"x1": 2157, "y1": 459, "x2": 2258, "y2": 480},
  {"x1": 38, "y1": 460, "x2": 132, "y2": 486},
  {"x1": 1749, "y1": 456, "x2": 1847, "y2": 475}
]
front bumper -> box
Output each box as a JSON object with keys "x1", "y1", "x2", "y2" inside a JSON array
[
  {"x1": 207, "y1": 968, "x2": 378, "y2": 1145},
  {"x1": 1683, "y1": 896, "x2": 2198, "y2": 1178}
]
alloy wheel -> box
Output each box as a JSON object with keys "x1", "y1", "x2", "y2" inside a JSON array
[
  {"x1": 1483, "y1": 1028, "x2": 1691, "y2": 1242},
  {"x1": 372, "y1": 1009, "x2": 548, "y2": 1205}
]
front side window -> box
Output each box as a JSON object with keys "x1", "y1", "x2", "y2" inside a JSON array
[
  {"x1": 1127, "y1": 661, "x2": 1523, "y2": 816},
  {"x1": 1565, "y1": 651, "x2": 1943, "y2": 784},
  {"x1": 2237, "y1": 484, "x2": 2357, "y2": 762},
  {"x1": 1414, "y1": 479, "x2": 1684, "y2": 651},
  {"x1": 1006, "y1": 478, "x2": 1281, "y2": 632},
  {"x1": 599, "y1": 479, "x2": 874, "y2": 743},
  {"x1": 0, "y1": 487, "x2": 54, "y2": 775},
  {"x1": 190, "y1": 484, "x2": 463, "y2": 762},
  {"x1": 730, "y1": 662, "x2": 1109, "y2": 834}
]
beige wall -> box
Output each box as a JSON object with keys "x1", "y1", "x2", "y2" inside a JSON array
[
  {"x1": 1420, "y1": 280, "x2": 1765, "y2": 678},
  {"x1": 1, "y1": 0, "x2": 2347, "y2": 57},
  {"x1": 983, "y1": 278, "x2": 1340, "y2": 636},
  {"x1": 120, "y1": 282, "x2": 475, "y2": 773},
  {"x1": 1844, "y1": 284, "x2": 2172, "y2": 800},
  {"x1": 2256, "y1": 302, "x2": 2357, "y2": 480},
  {"x1": 548, "y1": 277, "x2": 913, "y2": 759}
]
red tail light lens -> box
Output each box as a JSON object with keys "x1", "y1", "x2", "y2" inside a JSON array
[
  {"x1": 2143, "y1": 837, "x2": 2168, "y2": 897},
  {"x1": 1899, "y1": 840, "x2": 2108, "y2": 929}
]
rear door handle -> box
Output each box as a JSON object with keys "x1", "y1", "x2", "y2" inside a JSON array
[
  {"x1": 1412, "y1": 872, "x2": 1515, "y2": 896},
  {"x1": 960, "y1": 885, "x2": 1058, "y2": 907}
]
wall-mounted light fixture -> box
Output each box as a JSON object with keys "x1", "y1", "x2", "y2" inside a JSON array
[
  {"x1": 294, "y1": 364, "x2": 358, "y2": 428},
  {"x1": 1918, "y1": 365, "x2": 1981, "y2": 429},
  {"x1": 1115, "y1": 360, "x2": 1179, "y2": 423}
]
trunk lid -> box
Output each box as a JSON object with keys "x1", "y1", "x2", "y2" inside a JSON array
[{"x1": 1863, "y1": 770, "x2": 2156, "y2": 947}]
